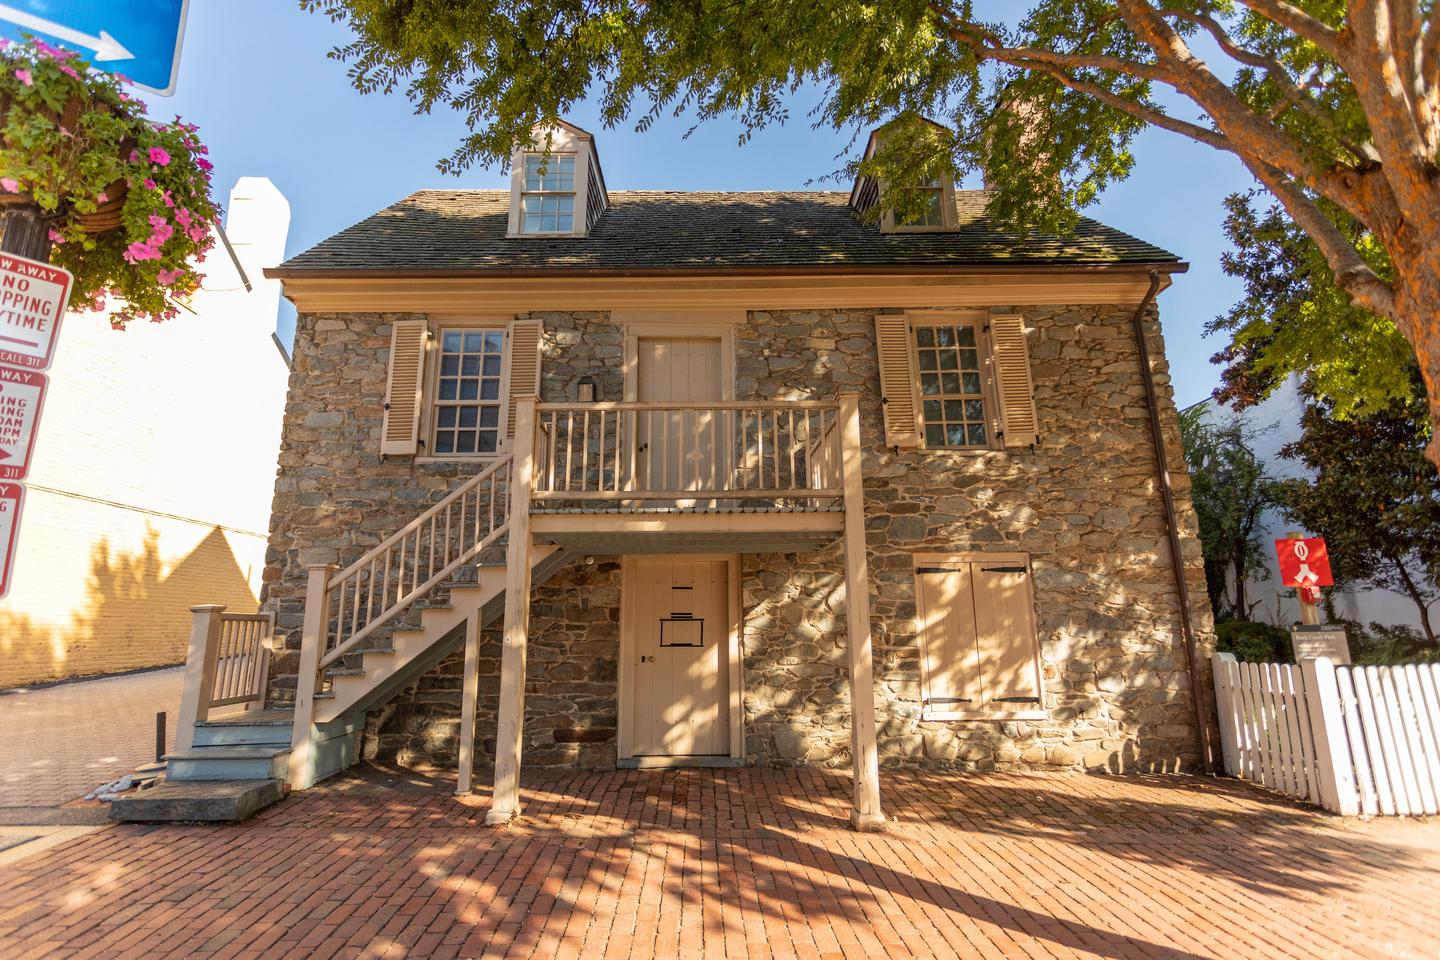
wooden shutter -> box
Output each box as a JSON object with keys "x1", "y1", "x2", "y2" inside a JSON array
[
  {"x1": 989, "y1": 314, "x2": 1039, "y2": 447},
  {"x1": 970, "y1": 557, "x2": 1043, "y2": 707},
  {"x1": 874, "y1": 315, "x2": 921, "y2": 447},
  {"x1": 505, "y1": 318, "x2": 543, "y2": 441},
  {"x1": 916, "y1": 565, "x2": 985, "y2": 710},
  {"x1": 380, "y1": 319, "x2": 428, "y2": 455}
]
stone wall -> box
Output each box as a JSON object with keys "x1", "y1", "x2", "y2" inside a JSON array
[{"x1": 264, "y1": 302, "x2": 1213, "y2": 774}]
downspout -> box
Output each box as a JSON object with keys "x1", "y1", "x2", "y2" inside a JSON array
[{"x1": 1132, "y1": 269, "x2": 1215, "y2": 775}]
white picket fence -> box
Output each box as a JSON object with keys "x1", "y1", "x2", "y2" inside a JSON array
[{"x1": 1212, "y1": 652, "x2": 1440, "y2": 816}]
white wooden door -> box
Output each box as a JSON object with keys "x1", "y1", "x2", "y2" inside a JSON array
[
  {"x1": 636, "y1": 337, "x2": 722, "y2": 492},
  {"x1": 631, "y1": 558, "x2": 730, "y2": 756}
]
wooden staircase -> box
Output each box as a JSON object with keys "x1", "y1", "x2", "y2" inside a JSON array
[{"x1": 114, "y1": 455, "x2": 568, "y2": 822}]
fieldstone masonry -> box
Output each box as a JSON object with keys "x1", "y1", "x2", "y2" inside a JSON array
[{"x1": 263, "y1": 302, "x2": 1214, "y2": 775}]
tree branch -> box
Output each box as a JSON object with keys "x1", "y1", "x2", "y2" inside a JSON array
[{"x1": 1234, "y1": 0, "x2": 1342, "y2": 57}]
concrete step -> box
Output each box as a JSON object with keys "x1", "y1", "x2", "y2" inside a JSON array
[
  {"x1": 193, "y1": 712, "x2": 293, "y2": 748},
  {"x1": 109, "y1": 779, "x2": 285, "y2": 823},
  {"x1": 165, "y1": 745, "x2": 289, "y2": 782}
]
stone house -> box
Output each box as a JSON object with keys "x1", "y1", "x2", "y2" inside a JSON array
[{"x1": 127, "y1": 121, "x2": 1215, "y2": 828}]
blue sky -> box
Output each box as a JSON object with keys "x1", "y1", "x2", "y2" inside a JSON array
[{"x1": 142, "y1": 2, "x2": 1261, "y2": 408}]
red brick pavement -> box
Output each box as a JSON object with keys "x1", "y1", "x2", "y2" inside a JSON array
[{"x1": 0, "y1": 765, "x2": 1437, "y2": 959}]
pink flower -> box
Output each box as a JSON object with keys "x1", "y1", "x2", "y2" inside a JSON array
[
  {"x1": 188, "y1": 225, "x2": 208, "y2": 243},
  {"x1": 14, "y1": 69, "x2": 32, "y2": 86},
  {"x1": 143, "y1": 178, "x2": 157, "y2": 190},
  {"x1": 123, "y1": 241, "x2": 162, "y2": 263},
  {"x1": 0, "y1": 178, "x2": 19, "y2": 193},
  {"x1": 57, "y1": 63, "x2": 80, "y2": 80},
  {"x1": 196, "y1": 157, "x2": 214, "y2": 172},
  {"x1": 47, "y1": 228, "x2": 64, "y2": 245},
  {"x1": 96, "y1": 192, "x2": 109, "y2": 204},
  {"x1": 156, "y1": 268, "x2": 185, "y2": 285},
  {"x1": 174, "y1": 208, "x2": 192, "y2": 228}
]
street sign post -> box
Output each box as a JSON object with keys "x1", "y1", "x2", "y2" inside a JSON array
[
  {"x1": 0, "y1": 1, "x2": 190, "y2": 95},
  {"x1": 0, "y1": 252, "x2": 71, "y2": 371},
  {"x1": 0, "y1": 481, "x2": 21, "y2": 600},
  {"x1": 0, "y1": 364, "x2": 45, "y2": 480}
]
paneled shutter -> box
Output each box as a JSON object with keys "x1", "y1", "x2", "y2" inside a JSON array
[
  {"x1": 505, "y1": 318, "x2": 544, "y2": 442},
  {"x1": 970, "y1": 558, "x2": 1043, "y2": 707},
  {"x1": 989, "y1": 314, "x2": 1039, "y2": 447},
  {"x1": 380, "y1": 319, "x2": 428, "y2": 456},
  {"x1": 874, "y1": 315, "x2": 921, "y2": 447},
  {"x1": 916, "y1": 565, "x2": 984, "y2": 710}
]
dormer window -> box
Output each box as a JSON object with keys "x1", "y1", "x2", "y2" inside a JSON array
[
  {"x1": 521, "y1": 154, "x2": 576, "y2": 233},
  {"x1": 896, "y1": 178, "x2": 946, "y2": 228},
  {"x1": 848, "y1": 117, "x2": 958, "y2": 233},
  {"x1": 507, "y1": 120, "x2": 608, "y2": 238}
]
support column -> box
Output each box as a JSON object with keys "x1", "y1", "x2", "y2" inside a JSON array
[
  {"x1": 488, "y1": 396, "x2": 536, "y2": 825},
  {"x1": 455, "y1": 607, "x2": 483, "y2": 795},
  {"x1": 838, "y1": 393, "x2": 885, "y2": 831},
  {"x1": 173, "y1": 604, "x2": 225, "y2": 754},
  {"x1": 288, "y1": 563, "x2": 334, "y2": 789}
]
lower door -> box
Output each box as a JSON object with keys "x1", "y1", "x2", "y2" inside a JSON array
[{"x1": 629, "y1": 557, "x2": 731, "y2": 757}]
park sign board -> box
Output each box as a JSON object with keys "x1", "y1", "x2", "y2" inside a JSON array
[
  {"x1": 0, "y1": 481, "x2": 20, "y2": 599},
  {"x1": 0, "y1": 251, "x2": 70, "y2": 371},
  {"x1": 0, "y1": 0, "x2": 190, "y2": 95},
  {"x1": 0, "y1": 364, "x2": 44, "y2": 480}
]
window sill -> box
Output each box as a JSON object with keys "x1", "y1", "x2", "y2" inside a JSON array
[
  {"x1": 921, "y1": 709, "x2": 1047, "y2": 723},
  {"x1": 413, "y1": 455, "x2": 506, "y2": 465}
]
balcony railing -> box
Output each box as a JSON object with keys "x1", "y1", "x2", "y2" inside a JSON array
[{"x1": 532, "y1": 401, "x2": 843, "y2": 504}]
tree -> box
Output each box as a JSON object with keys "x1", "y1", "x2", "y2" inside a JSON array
[
  {"x1": 305, "y1": 1, "x2": 1440, "y2": 460},
  {"x1": 1209, "y1": 192, "x2": 1416, "y2": 421},
  {"x1": 1275, "y1": 391, "x2": 1440, "y2": 642},
  {"x1": 1179, "y1": 406, "x2": 1277, "y2": 621}
]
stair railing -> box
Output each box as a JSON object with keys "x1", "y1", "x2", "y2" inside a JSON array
[
  {"x1": 319, "y1": 454, "x2": 513, "y2": 671},
  {"x1": 173, "y1": 607, "x2": 277, "y2": 753}
]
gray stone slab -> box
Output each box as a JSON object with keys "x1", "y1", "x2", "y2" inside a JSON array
[{"x1": 108, "y1": 779, "x2": 284, "y2": 823}]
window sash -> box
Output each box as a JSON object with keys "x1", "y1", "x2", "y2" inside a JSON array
[
  {"x1": 521, "y1": 154, "x2": 577, "y2": 233},
  {"x1": 428, "y1": 327, "x2": 507, "y2": 457},
  {"x1": 912, "y1": 321, "x2": 992, "y2": 449}
]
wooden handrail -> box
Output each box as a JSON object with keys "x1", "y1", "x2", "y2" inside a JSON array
[
  {"x1": 536, "y1": 400, "x2": 840, "y2": 412},
  {"x1": 328, "y1": 455, "x2": 511, "y2": 589}
]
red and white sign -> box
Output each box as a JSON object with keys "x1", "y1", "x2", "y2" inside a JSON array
[
  {"x1": 1276, "y1": 536, "x2": 1333, "y2": 603},
  {"x1": 0, "y1": 365, "x2": 46, "y2": 480},
  {"x1": 0, "y1": 482, "x2": 22, "y2": 600},
  {"x1": 0, "y1": 252, "x2": 71, "y2": 371}
]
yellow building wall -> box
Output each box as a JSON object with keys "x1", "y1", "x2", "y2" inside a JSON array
[{"x1": 0, "y1": 178, "x2": 290, "y2": 687}]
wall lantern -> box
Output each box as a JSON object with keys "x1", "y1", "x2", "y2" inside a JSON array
[{"x1": 576, "y1": 375, "x2": 598, "y2": 403}]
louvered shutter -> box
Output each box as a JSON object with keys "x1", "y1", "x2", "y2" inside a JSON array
[
  {"x1": 505, "y1": 319, "x2": 544, "y2": 442},
  {"x1": 989, "y1": 314, "x2": 1039, "y2": 447},
  {"x1": 970, "y1": 558, "x2": 1043, "y2": 707},
  {"x1": 874, "y1": 315, "x2": 921, "y2": 447},
  {"x1": 916, "y1": 564, "x2": 984, "y2": 710},
  {"x1": 380, "y1": 319, "x2": 428, "y2": 455}
]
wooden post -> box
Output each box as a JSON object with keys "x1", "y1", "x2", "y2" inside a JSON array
[
  {"x1": 838, "y1": 393, "x2": 885, "y2": 832},
  {"x1": 1301, "y1": 656, "x2": 1360, "y2": 815},
  {"x1": 1287, "y1": 531, "x2": 1322, "y2": 625},
  {"x1": 1212, "y1": 652, "x2": 1240, "y2": 776},
  {"x1": 288, "y1": 564, "x2": 335, "y2": 790},
  {"x1": 488, "y1": 396, "x2": 536, "y2": 825},
  {"x1": 173, "y1": 604, "x2": 225, "y2": 754},
  {"x1": 456, "y1": 607, "x2": 483, "y2": 795}
]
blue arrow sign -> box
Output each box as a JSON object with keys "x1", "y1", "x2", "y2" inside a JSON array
[{"x1": 0, "y1": 1, "x2": 189, "y2": 96}]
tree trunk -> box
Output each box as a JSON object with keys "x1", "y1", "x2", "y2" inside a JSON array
[
  {"x1": 0, "y1": 203, "x2": 53, "y2": 261},
  {"x1": 1392, "y1": 559, "x2": 1437, "y2": 645},
  {"x1": 1391, "y1": 265, "x2": 1440, "y2": 472}
]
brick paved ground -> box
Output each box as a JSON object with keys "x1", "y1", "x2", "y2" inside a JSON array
[
  {"x1": 1, "y1": 765, "x2": 1437, "y2": 959},
  {"x1": 0, "y1": 667, "x2": 182, "y2": 808}
]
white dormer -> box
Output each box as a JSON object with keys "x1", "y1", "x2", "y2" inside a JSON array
[
  {"x1": 507, "y1": 120, "x2": 609, "y2": 238},
  {"x1": 848, "y1": 117, "x2": 958, "y2": 233}
]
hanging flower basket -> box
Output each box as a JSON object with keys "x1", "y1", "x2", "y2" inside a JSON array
[{"x1": 0, "y1": 36, "x2": 219, "y2": 326}]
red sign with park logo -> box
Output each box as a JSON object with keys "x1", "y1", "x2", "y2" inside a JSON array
[{"x1": 1275, "y1": 537, "x2": 1334, "y2": 590}]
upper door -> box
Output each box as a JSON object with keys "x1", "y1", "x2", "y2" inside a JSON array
[{"x1": 635, "y1": 337, "x2": 723, "y2": 493}]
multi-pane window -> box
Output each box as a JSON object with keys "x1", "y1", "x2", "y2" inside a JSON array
[
  {"x1": 432, "y1": 330, "x2": 505, "y2": 456},
  {"x1": 896, "y1": 178, "x2": 945, "y2": 227},
  {"x1": 520, "y1": 154, "x2": 576, "y2": 233},
  {"x1": 915, "y1": 323, "x2": 989, "y2": 448}
]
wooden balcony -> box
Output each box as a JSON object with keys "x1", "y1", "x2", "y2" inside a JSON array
[{"x1": 522, "y1": 398, "x2": 850, "y2": 554}]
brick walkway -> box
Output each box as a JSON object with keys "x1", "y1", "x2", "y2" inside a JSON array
[
  {"x1": 0, "y1": 667, "x2": 181, "y2": 808},
  {"x1": 1, "y1": 765, "x2": 1437, "y2": 959}
]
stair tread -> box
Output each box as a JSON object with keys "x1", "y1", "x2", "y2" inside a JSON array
[
  {"x1": 165, "y1": 745, "x2": 289, "y2": 761},
  {"x1": 325, "y1": 667, "x2": 365, "y2": 677},
  {"x1": 196, "y1": 710, "x2": 294, "y2": 727}
]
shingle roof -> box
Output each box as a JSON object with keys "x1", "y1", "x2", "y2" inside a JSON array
[{"x1": 272, "y1": 189, "x2": 1180, "y2": 275}]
